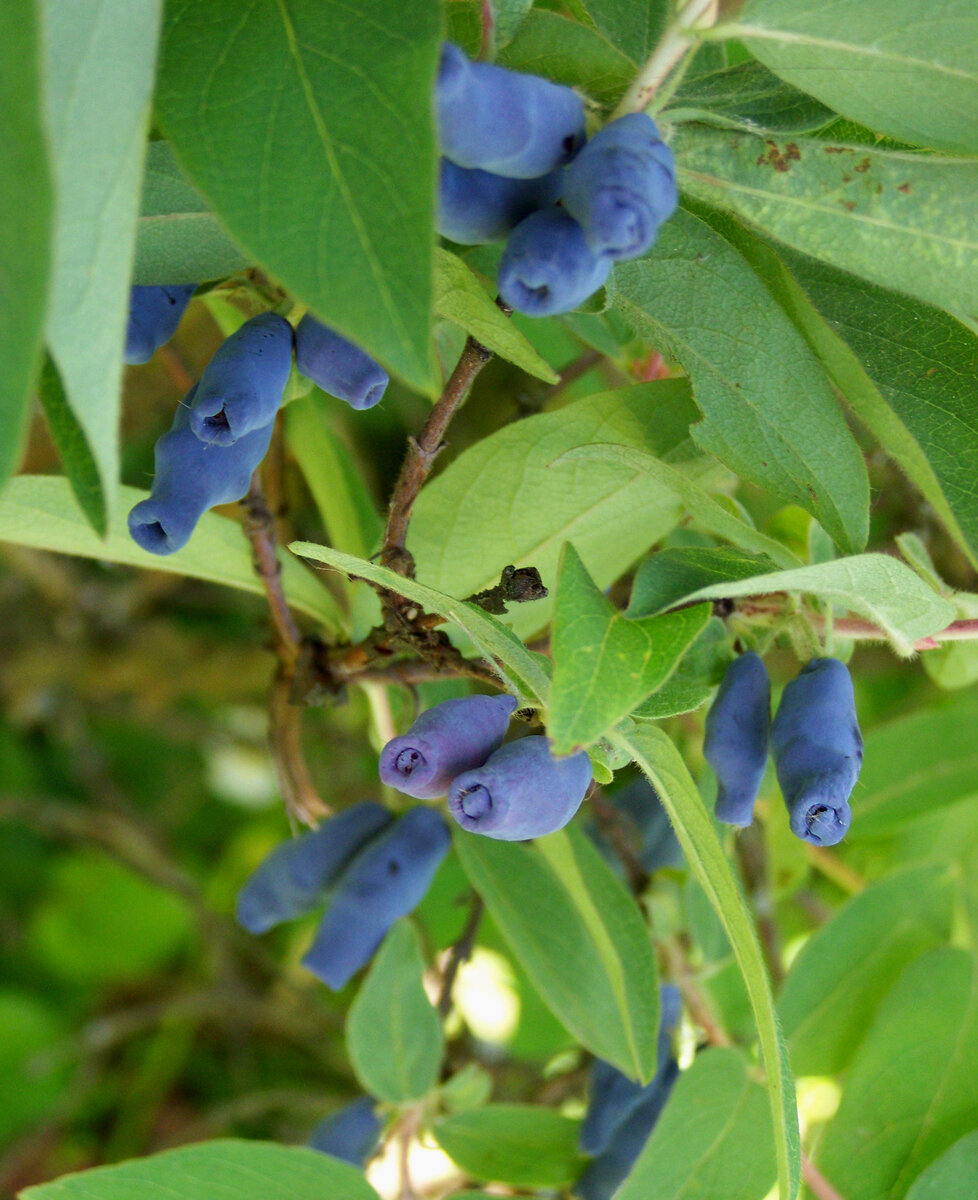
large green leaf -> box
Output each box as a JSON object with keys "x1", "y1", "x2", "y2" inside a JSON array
[
  {"x1": 666, "y1": 60, "x2": 833, "y2": 133},
  {"x1": 778, "y1": 864, "x2": 954, "y2": 1075},
  {"x1": 905, "y1": 1132, "x2": 978, "y2": 1200},
  {"x1": 455, "y1": 826, "x2": 660, "y2": 1081},
  {"x1": 134, "y1": 140, "x2": 250, "y2": 285},
  {"x1": 0, "y1": 476, "x2": 342, "y2": 633},
  {"x1": 36, "y1": 357, "x2": 106, "y2": 538},
  {"x1": 577, "y1": 0, "x2": 669, "y2": 63},
  {"x1": 19, "y1": 1139, "x2": 382, "y2": 1200},
  {"x1": 613, "y1": 208, "x2": 869, "y2": 552},
  {"x1": 432, "y1": 1105, "x2": 583, "y2": 1188},
  {"x1": 0, "y1": 0, "x2": 51, "y2": 491},
  {"x1": 675, "y1": 126, "x2": 978, "y2": 315},
  {"x1": 817, "y1": 948, "x2": 978, "y2": 1200},
  {"x1": 42, "y1": 0, "x2": 163, "y2": 532},
  {"x1": 612, "y1": 724, "x2": 799, "y2": 1200},
  {"x1": 155, "y1": 0, "x2": 440, "y2": 393},
  {"x1": 632, "y1": 617, "x2": 732, "y2": 721},
  {"x1": 734, "y1": 0, "x2": 978, "y2": 155},
  {"x1": 549, "y1": 543, "x2": 710, "y2": 753},
  {"x1": 627, "y1": 547, "x2": 783, "y2": 616},
  {"x1": 346, "y1": 922, "x2": 443, "y2": 1104},
  {"x1": 617, "y1": 1048, "x2": 776, "y2": 1200}
]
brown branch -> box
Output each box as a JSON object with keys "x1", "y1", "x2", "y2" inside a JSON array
[
  {"x1": 242, "y1": 470, "x2": 303, "y2": 663},
  {"x1": 736, "y1": 599, "x2": 978, "y2": 651},
  {"x1": 549, "y1": 348, "x2": 602, "y2": 401},
  {"x1": 660, "y1": 936, "x2": 731, "y2": 1049},
  {"x1": 437, "y1": 894, "x2": 485, "y2": 1017},
  {"x1": 803, "y1": 1158, "x2": 848, "y2": 1200}
]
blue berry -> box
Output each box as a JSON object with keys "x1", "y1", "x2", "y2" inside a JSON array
[
  {"x1": 235, "y1": 802, "x2": 393, "y2": 935},
  {"x1": 379, "y1": 694, "x2": 518, "y2": 800},
  {"x1": 301, "y1": 807, "x2": 451, "y2": 990},
  {"x1": 438, "y1": 158, "x2": 563, "y2": 244},
  {"x1": 436, "y1": 42, "x2": 585, "y2": 179},
  {"x1": 127, "y1": 385, "x2": 275, "y2": 555},
  {"x1": 448, "y1": 735, "x2": 592, "y2": 841},
  {"x1": 703, "y1": 652, "x2": 771, "y2": 828},
  {"x1": 770, "y1": 657, "x2": 862, "y2": 846},
  {"x1": 294, "y1": 315, "x2": 389, "y2": 411},
  {"x1": 307, "y1": 1097, "x2": 382, "y2": 1167},
  {"x1": 498, "y1": 207, "x2": 611, "y2": 317},
  {"x1": 561, "y1": 113, "x2": 677, "y2": 261},
  {"x1": 124, "y1": 284, "x2": 196, "y2": 365},
  {"x1": 188, "y1": 313, "x2": 294, "y2": 444}
]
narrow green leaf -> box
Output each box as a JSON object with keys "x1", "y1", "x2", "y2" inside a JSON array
[
  {"x1": 613, "y1": 208, "x2": 869, "y2": 552},
  {"x1": 43, "y1": 0, "x2": 164, "y2": 532},
  {"x1": 611, "y1": 724, "x2": 800, "y2": 1200},
  {"x1": 632, "y1": 617, "x2": 732, "y2": 721},
  {"x1": 432, "y1": 1105, "x2": 583, "y2": 1188},
  {"x1": 0, "y1": 476, "x2": 343, "y2": 633},
  {"x1": 19, "y1": 1139, "x2": 382, "y2": 1200},
  {"x1": 347, "y1": 922, "x2": 443, "y2": 1105},
  {"x1": 734, "y1": 0, "x2": 978, "y2": 155},
  {"x1": 675, "y1": 126, "x2": 978, "y2": 315},
  {"x1": 155, "y1": 0, "x2": 440, "y2": 393},
  {"x1": 0, "y1": 0, "x2": 51, "y2": 491},
  {"x1": 435, "y1": 250, "x2": 558, "y2": 384},
  {"x1": 549, "y1": 543, "x2": 710, "y2": 753},
  {"x1": 576, "y1": 0, "x2": 668, "y2": 63},
  {"x1": 666, "y1": 60, "x2": 833, "y2": 133},
  {"x1": 906, "y1": 1131, "x2": 978, "y2": 1200},
  {"x1": 134, "y1": 140, "x2": 250, "y2": 285},
  {"x1": 628, "y1": 547, "x2": 782, "y2": 616},
  {"x1": 617, "y1": 1048, "x2": 776, "y2": 1200},
  {"x1": 37, "y1": 358, "x2": 107, "y2": 538},
  {"x1": 779, "y1": 864, "x2": 955, "y2": 1075}
]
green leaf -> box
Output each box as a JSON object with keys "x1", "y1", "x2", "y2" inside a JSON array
[
  {"x1": 617, "y1": 1048, "x2": 776, "y2": 1200},
  {"x1": 0, "y1": 0, "x2": 51, "y2": 492},
  {"x1": 734, "y1": 0, "x2": 978, "y2": 155},
  {"x1": 432, "y1": 1105, "x2": 584, "y2": 1188},
  {"x1": 665, "y1": 60, "x2": 834, "y2": 133},
  {"x1": 0, "y1": 991, "x2": 67, "y2": 1144},
  {"x1": 42, "y1": 0, "x2": 163, "y2": 531},
  {"x1": 817, "y1": 947, "x2": 978, "y2": 1200},
  {"x1": 155, "y1": 0, "x2": 440, "y2": 393},
  {"x1": 455, "y1": 826, "x2": 660, "y2": 1081},
  {"x1": 628, "y1": 547, "x2": 782, "y2": 616},
  {"x1": 19, "y1": 1139, "x2": 382, "y2": 1200},
  {"x1": 577, "y1": 0, "x2": 668, "y2": 63},
  {"x1": 549, "y1": 543, "x2": 710, "y2": 753},
  {"x1": 435, "y1": 250, "x2": 558, "y2": 383},
  {"x1": 778, "y1": 864, "x2": 955, "y2": 1075},
  {"x1": 491, "y1": 0, "x2": 535, "y2": 49},
  {"x1": 37, "y1": 357, "x2": 107, "y2": 538},
  {"x1": 632, "y1": 617, "x2": 732, "y2": 720},
  {"x1": 0, "y1": 476, "x2": 343, "y2": 634},
  {"x1": 613, "y1": 208, "x2": 869, "y2": 553},
  {"x1": 347, "y1": 921, "x2": 443, "y2": 1104},
  {"x1": 611, "y1": 724, "x2": 799, "y2": 1200},
  {"x1": 675, "y1": 126, "x2": 978, "y2": 316},
  {"x1": 906, "y1": 1131, "x2": 978, "y2": 1200},
  {"x1": 288, "y1": 542, "x2": 550, "y2": 704},
  {"x1": 134, "y1": 140, "x2": 250, "y2": 285}
]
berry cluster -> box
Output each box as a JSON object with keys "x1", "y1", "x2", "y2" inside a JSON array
[
  {"x1": 704, "y1": 655, "x2": 863, "y2": 846},
  {"x1": 124, "y1": 288, "x2": 388, "y2": 555},
  {"x1": 436, "y1": 43, "x2": 678, "y2": 317}
]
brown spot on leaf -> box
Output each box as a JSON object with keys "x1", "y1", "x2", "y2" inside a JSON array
[
  {"x1": 757, "y1": 140, "x2": 801, "y2": 172},
  {"x1": 842, "y1": 174, "x2": 852, "y2": 183},
  {"x1": 856, "y1": 157, "x2": 871, "y2": 173},
  {"x1": 927, "y1": 367, "x2": 938, "y2": 376},
  {"x1": 842, "y1": 200, "x2": 857, "y2": 211},
  {"x1": 898, "y1": 183, "x2": 911, "y2": 193},
  {"x1": 824, "y1": 146, "x2": 853, "y2": 154}
]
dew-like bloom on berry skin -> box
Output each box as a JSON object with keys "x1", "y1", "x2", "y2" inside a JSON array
[
  {"x1": 703, "y1": 651, "x2": 771, "y2": 828},
  {"x1": 771, "y1": 657, "x2": 863, "y2": 847},
  {"x1": 188, "y1": 312, "x2": 294, "y2": 445},
  {"x1": 379, "y1": 694, "x2": 518, "y2": 800},
  {"x1": 438, "y1": 158, "x2": 563, "y2": 245},
  {"x1": 235, "y1": 801, "x2": 393, "y2": 935},
  {"x1": 436, "y1": 42, "x2": 585, "y2": 179},
  {"x1": 301, "y1": 807, "x2": 451, "y2": 991},
  {"x1": 294, "y1": 314, "x2": 389, "y2": 410},
  {"x1": 448, "y1": 735, "x2": 593, "y2": 841},
  {"x1": 127, "y1": 385, "x2": 275, "y2": 556},
  {"x1": 307, "y1": 1097, "x2": 382, "y2": 1167},
  {"x1": 124, "y1": 284, "x2": 196, "y2": 365},
  {"x1": 561, "y1": 112, "x2": 677, "y2": 262},
  {"x1": 498, "y1": 207, "x2": 612, "y2": 317}
]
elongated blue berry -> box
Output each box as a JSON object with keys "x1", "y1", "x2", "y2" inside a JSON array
[
  {"x1": 498, "y1": 207, "x2": 611, "y2": 317},
  {"x1": 127, "y1": 385, "x2": 275, "y2": 555},
  {"x1": 235, "y1": 802, "x2": 393, "y2": 934},
  {"x1": 438, "y1": 159, "x2": 563, "y2": 244},
  {"x1": 189, "y1": 313, "x2": 293, "y2": 444},
  {"x1": 449, "y1": 736, "x2": 592, "y2": 840},
  {"x1": 307, "y1": 1097, "x2": 382, "y2": 1166},
  {"x1": 561, "y1": 113, "x2": 677, "y2": 261},
  {"x1": 301, "y1": 807, "x2": 450, "y2": 990},
  {"x1": 294, "y1": 315, "x2": 389, "y2": 411},
  {"x1": 437, "y1": 42, "x2": 585, "y2": 178},
  {"x1": 124, "y1": 284, "x2": 196, "y2": 365},
  {"x1": 703, "y1": 652, "x2": 771, "y2": 827},
  {"x1": 771, "y1": 657, "x2": 862, "y2": 847},
  {"x1": 380, "y1": 694, "x2": 518, "y2": 800}
]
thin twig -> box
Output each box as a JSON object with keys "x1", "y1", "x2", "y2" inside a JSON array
[
  {"x1": 612, "y1": 0, "x2": 719, "y2": 117},
  {"x1": 737, "y1": 600, "x2": 978, "y2": 651},
  {"x1": 242, "y1": 470, "x2": 303, "y2": 664},
  {"x1": 437, "y1": 895, "x2": 485, "y2": 1017},
  {"x1": 660, "y1": 937, "x2": 731, "y2": 1048},
  {"x1": 807, "y1": 845, "x2": 866, "y2": 894},
  {"x1": 803, "y1": 1157, "x2": 848, "y2": 1200},
  {"x1": 549, "y1": 348, "x2": 602, "y2": 401}
]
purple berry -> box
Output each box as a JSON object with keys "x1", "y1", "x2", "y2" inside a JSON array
[
  {"x1": 498, "y1": 207, "x2": 611, "y2": 317},
  {"x1": 438, "y1": 158, "x2": 563, "y2": 245},
  {"x1": 294, "y1": 315, "x2": 389, "y2": 411},
  {"x1": 124, "y1": 284, "x2": 196, "y2": 364},
  {"x1": 703, "y1": 652, "x2": 771, "y2": 828}
]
